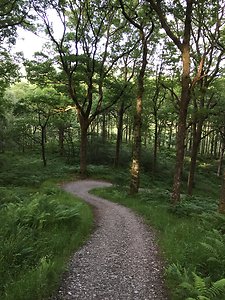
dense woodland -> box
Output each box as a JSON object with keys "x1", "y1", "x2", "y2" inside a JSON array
[{"x1": 1, "y1": 0, "x2": 225, "y2": 299}]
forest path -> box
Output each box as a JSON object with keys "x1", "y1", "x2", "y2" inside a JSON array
[{"x1": 52, "y1": 180, "x2": 168, "y2": 300}]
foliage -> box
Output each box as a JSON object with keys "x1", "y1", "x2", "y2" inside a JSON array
[
  {"x1": 0, "y1": 152, "x2": 93, "y2": 300},
  {"x1": 166, "y1": 265, "x2": 225, "y2": 300}
]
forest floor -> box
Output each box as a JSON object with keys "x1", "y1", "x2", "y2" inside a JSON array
[{"x1": 51, "y1": 179, "x2": 168, "y2": 300}]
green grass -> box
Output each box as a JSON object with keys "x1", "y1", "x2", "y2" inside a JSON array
[{"x1": 0, "y1": 152, "x2": 93, "y2": 300}]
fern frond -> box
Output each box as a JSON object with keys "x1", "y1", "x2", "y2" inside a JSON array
[
  {"x1": 192, "y1": 272, "x2": 207, "y2": 294},
  {"x1": 204, "y1": 278, "x2": 225, "y2": 299},
  {"x1": 200, "y1": 242, "x2": 218, "y2": 257},
  {"x1": 207, "y1": 257, "x2": 220, "y2": 264}
]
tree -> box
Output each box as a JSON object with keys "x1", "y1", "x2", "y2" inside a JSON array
[
  {"x1": 14, "y1": 85, "x2": 66, "y2": 165},
  {"x1": 119, "y1": 0, "x2": 154, "y2": 193},
  {"x1": 0, "y1": 0, "x2": 32, "y2": 46},
  {"x1": 186, "y1": 0, "x2": 225, "y2": 195},
  {"x1": 0, "y1": 51, "x2": 22, "y2": 97},
  {"x1": 147, "y1": 0, "x2": 211, "y2": 204},
  {"x1": 32, "y1": 0, "x2": 137, "y2": 176},
  {"x1": 114, "y1": 57, "x2": 135, "y2": 167}
]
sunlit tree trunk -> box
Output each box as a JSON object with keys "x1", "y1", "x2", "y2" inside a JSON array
[
  {"x1": 119, "y1": 0, "x2": 154, "y2": 194},
  {"x1": 130, "y1": 31, "x2": 149, "y2": 194},
  {"x1": 130, "y1": 93, "x2": 142, "y2": 193},
  {"x1": 172, "y1": 45, "x2": 191, "y2": 204}
]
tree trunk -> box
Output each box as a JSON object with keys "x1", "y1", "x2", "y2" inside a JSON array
[
  {"x1": 168, "y1": 122, "x2": 173, "y2": 149},
  {"x1": 153, "y1": 118, "x2": 158, "y2": 171},
  {"x1": 130, "y1": 95, "x2": 142, "y2": 194},
  {"x1": 41, "y1": 126, "x2": 47, "y2": 167},
  {"x1": 79, "y1": 118, "x2": 89, "y2": 177},
  {"x1": 130, "y1": 31, "x2": 148, "y2": 194},
  {"x1": 58, "y1": 126, "x2": 65, "y2": 156},
  {"x1": 172, "y1": 46, "x2": 191, "y2": 204},
  {"x1": 217, "y1": 141, "x2": 225, "y2": 177},
  {"x1": 219, "y1": 169, "x2": 225, "y2": 214},
  {"x1": 187, "y1": 120, "x2": 203, "y2": 195},
  {"x1": 102, "y1": 113, "x2": 107, "y2": 143},
  {"x1": 114, "y1": 102, "x2": 124, "y2": 167}
]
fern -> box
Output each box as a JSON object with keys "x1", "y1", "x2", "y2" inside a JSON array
[
  {"x1": 205, "y1": 278, "x2": 225, "y2": 299},
  {"x1": 199, "y1": 229, "x2": 225, "y2": 279},
  {"x1": 167, "y1": 264, "x2": 225, "y2": 300},
  {"x1": 184, "y1": 273, "x2": 225, "y2": 300},
  {"x1": 192, "y1": 273, "x2": 207, "y2": 295}
]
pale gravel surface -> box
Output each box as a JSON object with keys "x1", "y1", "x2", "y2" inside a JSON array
[{"x1": 51, "y1": 180, "x2": 168, "y2": 300}]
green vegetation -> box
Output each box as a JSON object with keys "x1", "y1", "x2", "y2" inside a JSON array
[
  {"x1": 1, "y1": 1, "x2": 225, "y2": 298},
  {"x1": 91, "y1": 156, "x2": 225, "y2": 300},
  {"x1": 1, "y1": 143, "x2": 225, "y2": 300},
  {"x1": 0, "y1": 152, "x2": 93, "y2": 300}
]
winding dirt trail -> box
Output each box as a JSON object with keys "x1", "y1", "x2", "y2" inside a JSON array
[{"x1": 52, "y1": 180, "x2": 168, "y2": 300}]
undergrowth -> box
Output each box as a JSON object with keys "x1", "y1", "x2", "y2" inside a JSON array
[
  {"x1": 1, "y1": 147, "x2": 224, "y2": 300},
  {"x1": 0, "y1": 152, "x2": 93, "y2": 300}
]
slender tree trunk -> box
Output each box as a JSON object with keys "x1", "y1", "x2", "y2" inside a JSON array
[
  {"x1": 114, "y1": 102, "x2": 124, "y2": 167},
  {"x1": 217, "y1": 141, "x2": 225, "y2": 177},
  {"x1": 128, "y1": 122, "x2": 132, "y2": 143},
  {"x1": 153, "y1": 117, "x2": 158, "y2": 171},
  {"x1": 79, "y1": 118, "x2": 89, "y2": 177},
  {"x1": 187, "y1": 120, "x2": 203, "y2": 195},
  {"x1": 168, "y1": 122, "x2": 173, "y2": 149},
  {"x1": 219, "y1": 169, "x2": 225, "y2": 214},
  {"x1": 102, "y1": 113, "x2": 107, "y2": 143},
  {"x1": 58, "y1": 126, "x2": 65, "y2": 156},
  {"x1": 201, "y1": 135, "x2": 205, "y2": 155},
  {"x1": 214, "y1": 133, "x2": 219, "y2": 158},
  {"x1": 130, "y1": 95, "x2": 142, "y2": 193},
  {"x1": 130, "y1": 31, "x2": 148, "y2": 194},
  {"x1": 41, "y1": 126, "x2": 47, "y2": 167}
]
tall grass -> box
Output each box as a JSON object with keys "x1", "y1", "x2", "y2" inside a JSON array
[{"x1": 0, "y1": 152, "x2": 93, "y2": 300}]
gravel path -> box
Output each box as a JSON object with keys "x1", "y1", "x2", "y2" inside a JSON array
[{"x1": 52, "y1": 180, "x2": 168, "y2": 300}]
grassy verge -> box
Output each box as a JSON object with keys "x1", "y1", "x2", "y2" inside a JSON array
[
  {"x1": 0, "y1": 153, "x2": 93, "y2": 300},
  {"x1": 91, "y1": 167, "x2": 225, "y2": 300}
]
